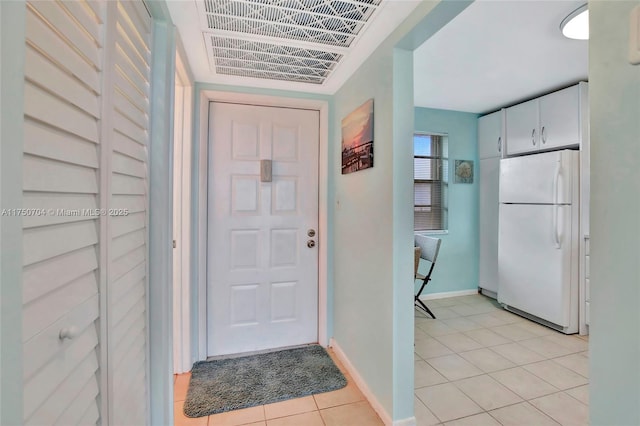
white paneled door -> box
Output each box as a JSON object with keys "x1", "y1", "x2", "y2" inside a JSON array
[{"x1": 208, "y1": 102, "x2": 319, "y2": 356}]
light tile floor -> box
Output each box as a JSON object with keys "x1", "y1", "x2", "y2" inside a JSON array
[
  {"x1": 414, "y1": 294, "x2": 589, "y2": 426},
  {"x1": 173, "y1": 294, "x2": 589, "y2": 426},
  {"x1": 173, "y1": 348, "x2": 384, "y2": 426}
]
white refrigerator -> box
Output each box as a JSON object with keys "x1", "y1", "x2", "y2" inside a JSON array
[{"x1": 497, "y1": 150, "x2": 580, "y2": 334}]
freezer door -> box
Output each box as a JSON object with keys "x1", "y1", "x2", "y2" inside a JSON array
[
  {"x1": 497, "y1": 203, "x2": 575, "y2": 327},
  {"x1": 500, "y1": 150, "x2": 577, "y2": 204}
]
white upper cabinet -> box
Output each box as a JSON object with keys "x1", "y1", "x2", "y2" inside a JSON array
[
  {"x1": 506, "y1": 83, "x2": 588, "y2": 156},
  {"x1": 505, "y1": 99, "x2": 539, "y2": 155},
  {"x1": 478, "y1": 109, "x2": 505, "y2": 159},
  {"x1": 539, "y1": 85, "x2": 581, "y2": 150}
]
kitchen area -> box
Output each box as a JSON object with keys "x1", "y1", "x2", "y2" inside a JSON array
[
  {"x1": 480, "y1": 82, "x2": 589, "y2": 336},
  {"x1": 412, "y1": 1, "x2": 591, "y2": 424},
  {"x1": 414, "y1": 0, "x2": 590, "y2": 335}
]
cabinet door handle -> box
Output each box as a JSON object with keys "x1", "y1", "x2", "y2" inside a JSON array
[
  {"x1": 497, "y1": 136, "x2": 501, "y2": 153},
  {"x1": 541, "y1": 126, "x2": 547, "y2": 144},
  {"x1": 531, "y1": 128, "x2": 536, "y2": 146}
]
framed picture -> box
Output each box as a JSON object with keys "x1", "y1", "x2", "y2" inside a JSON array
[
  {"x1": 454, "y1": 159, "x2": 474, "y2": 183},
  {"x1": 341, "y1": 99, "x2": 374, "y2": 174}
]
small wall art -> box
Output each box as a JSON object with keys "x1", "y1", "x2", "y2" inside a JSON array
[
  {"x1": 454, "y1": 159, "x2": 474, "y2": 183},
  {"x1": 341, "y1": 99, "x2": 374, "y2": 174}
]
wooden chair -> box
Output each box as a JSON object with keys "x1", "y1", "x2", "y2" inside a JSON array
[{"x1": 414, "y1": 235, "x2": 442, "y2": 319}]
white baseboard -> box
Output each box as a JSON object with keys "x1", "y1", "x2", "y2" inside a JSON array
[
  {"x1": 418, "y1": 288, "x2": 479, "y2": 301},
  {"x1": 329, "y1": 338, "x2": 393, "y2": 426},
  {"x1": 393, "y1": 416, "x2": 417, "y2": 426}
]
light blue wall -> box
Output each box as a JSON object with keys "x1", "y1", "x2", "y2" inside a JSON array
[
  {"x1": 331, "y1": 2, "x2": 472, "y2": 421},
  {"x1": 333, "y1": 44, "x2": 398, "y2": 420},
  {"x1": 414, "y1": 107, "x2": 479, "y2": 295},
  {"x1": 589, "y1": 1, "x2": 640, "y2": 424},
  {"x1": 0, "y1": 2, "x2": 25, "y2": 424},
  {"x1": 392, "y1": 47, "x2": 418, "y2": 423}
]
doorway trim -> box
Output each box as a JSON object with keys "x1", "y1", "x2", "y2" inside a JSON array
[
  {"x1": 194, "y1": 90, "x2": 329, "y2": 361},
  {"x1": 172, "y1": 33, "x2": 194, "y2": 375}
]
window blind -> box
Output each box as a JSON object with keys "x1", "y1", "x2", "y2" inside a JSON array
[{"x1": 414, "y1": 134, "x2": 448, "y2": 231}]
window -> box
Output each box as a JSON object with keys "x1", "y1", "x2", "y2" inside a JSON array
[{"x1": 414, "y1": 133, "x2": 448, "y2": 231}]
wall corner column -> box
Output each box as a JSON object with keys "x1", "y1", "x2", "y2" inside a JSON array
[
  {"x1": 391, "y1": 46, "x2": 416, "y2": 423},
  {"x1": 0, "y1": 1, "x2": 25, "y2": 425},
  {"x1": 148, "y1": 18, "x2": 177, "y2": 426}
]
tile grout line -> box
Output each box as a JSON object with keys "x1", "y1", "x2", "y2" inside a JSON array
[
  {"x1": 420, "y1": 337, "x2": 587, "y2": 376},
  {"x1": 485, "y1": 400, "x2": 561, "y2": 426},
  {"x1": 520, "y1": 390, "x2": 585, "y2": 425},
  {"x1": 418, "y1": 344, "x2": 581, "y2": 400},
  {"x1": 563, "y1": 387, "x2": 590, "y2": 406}
]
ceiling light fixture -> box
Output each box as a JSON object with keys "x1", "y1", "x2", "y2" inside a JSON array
[{"x1": 561, "y1": 4, "x2": 589, "y2": 40}]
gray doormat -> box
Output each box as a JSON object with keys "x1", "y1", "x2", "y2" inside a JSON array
[{"x1": 183, "y1": 345, "x2": 347, "y2": 418}]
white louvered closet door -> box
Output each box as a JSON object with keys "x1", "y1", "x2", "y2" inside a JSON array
[
  {"x1": 105, "y1": 2, "x2": 151, "y2": 425},
  {"x1": 23, "y1": 1, "x2": 104, "y2": 424},
  {"x1": 22, "y1": 1, "x2": 151, "y2": 425}
]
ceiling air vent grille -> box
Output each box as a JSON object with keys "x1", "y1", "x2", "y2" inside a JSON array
[
  {"x1": 210, "y1": 36, "x2": 343, "y2": 84},
  {"x1": 203, "y1": 0, "x2": 382, "y2": 47},
  {"x1": 199, "y1": 0, "x2": 383, "y2": 84}
]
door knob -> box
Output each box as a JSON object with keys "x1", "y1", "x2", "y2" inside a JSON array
[
  {"x1": 307, "y1": 240, "x2": 316, "y2": 248},
  {"x1": 59, "y1": 326, "x2": 78, "y2": 340}
]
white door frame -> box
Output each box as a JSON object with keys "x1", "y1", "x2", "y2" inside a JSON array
[
  {"x1": 172, "y1": 34, "x2": 194, "y2": 374},
  {"x1": 195, "y1": 90, "x2": 329, "y2": 361}
]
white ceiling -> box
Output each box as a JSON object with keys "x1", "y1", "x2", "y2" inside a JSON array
[
  {"x1": 413, "y1": 0, "x2": 588, "y2": 114},
  {"x1": 167, "y1": 0, "x2": 422, "y2": 94}
]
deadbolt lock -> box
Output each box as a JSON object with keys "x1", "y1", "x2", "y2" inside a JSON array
[{"x1": 307, "y1": 229, "x2": 316, "y2": 238}]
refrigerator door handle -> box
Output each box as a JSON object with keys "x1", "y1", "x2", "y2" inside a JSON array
[
  {"x1": 553, "y1": 161, "x2": 562, "y2": 204},
  {"x1": 554, "y1": 205, "x2": 562, "y2": 249}
]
